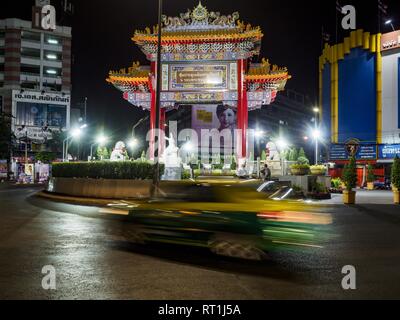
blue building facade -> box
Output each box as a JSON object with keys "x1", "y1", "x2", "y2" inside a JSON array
[{"x1": 319, "y1": 29, "x2": 400, "y2": 164}]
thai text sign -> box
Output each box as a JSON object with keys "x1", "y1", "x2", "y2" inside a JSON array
[
  {"x1": 170, "y1": 64, "x2": 228, "y2": 91},
  {"x1": 329, "y1": 144, "x2": 377, "y2": 160},
  {"x1": 378, "y1": 144, "x2": 400, "y2": 159}
]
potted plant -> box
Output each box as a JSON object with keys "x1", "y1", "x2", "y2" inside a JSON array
[
  {"x1": 290, "y1": 164, "x2": 310, "y2": 176},
  {"x1": 330, "y1": 177, "x2": 344, "y2": 194},
  {"x1": 366, "y1": 164, "x2": 375, "y2": 190},
  {"x1": 310, "y1": 165, "x2": 327, "y2": 176},
  {"x1": 309, "y1": 181, "x2": 331, "y2": 200},
  {"x1": 342, "y1": 156, "x2": 357, "y2": 204},
  {"x1": 391, "y1": 156, "x2": 400, "y2": 204}
]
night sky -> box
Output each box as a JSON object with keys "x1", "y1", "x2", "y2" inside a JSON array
[{"x1": 2, "y1": 0, "x2": 400, "y2": 143}]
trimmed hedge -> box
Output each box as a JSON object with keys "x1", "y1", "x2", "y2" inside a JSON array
[{"x1": 52, "y1": 161, "x2": 165, "y2": 180}]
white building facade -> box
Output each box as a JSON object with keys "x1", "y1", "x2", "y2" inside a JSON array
[{"x1": 0, "y1": 4, "x2": 72, "y2": 156}]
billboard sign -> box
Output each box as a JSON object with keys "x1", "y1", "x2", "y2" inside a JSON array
[
  {"x1": 329, "y1": 144, "x2": 377, "y2": 160},
  {"x1": 14, "y1": 126, "x2": 59, "y2": 143},
  {"x1": 378, "y1": 144, "x2": 400, "y2": 159},
  {"x1": 191, "y1": 104, "x2": 237, "y2": 151},
  {"x1": 169, "y1": 64, "x2": 228, "y2": 91},
  {"x1": 13, "y1": 91, "x2": 70, "y2": 106}
]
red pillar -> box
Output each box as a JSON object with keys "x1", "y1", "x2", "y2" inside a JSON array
[
  {"x1": 242, "y1": 60, "x2": 248, "y2": 159},
  {"x1": 237, "y1": 59, "x2": 248, "y2": 160},
  {"x1": 149, "y1": 61, "x2": 157, "y2": 161}
]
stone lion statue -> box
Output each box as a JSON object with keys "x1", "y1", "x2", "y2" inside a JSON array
[{"x1": 110, "y1": 141, "x2": 128, "y2": 162}]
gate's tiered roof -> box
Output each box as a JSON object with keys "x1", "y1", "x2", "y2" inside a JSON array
[{"x1": 106, "y1": 2, "x2": 290, "y2": 110}]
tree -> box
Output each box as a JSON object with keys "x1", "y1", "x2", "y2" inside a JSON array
[
  {"x1": 288, "y1": 148, "x2": 298, "y2": 161},
  {"x1": 298, "y1": 147, "x2": 306, "y2": 159},
  {"x1": 261, "y1": 150, "x2": 267, "y2": 161},
  {"x1": 297, "y1": 148, "x2": 309, "y2": 164},
  {"x1": 367, "y1": 164, "x2": 376, "y2": 183},
  {"x1": 231, "y1": 154, "x2": 237, "y2": 170},
  {"x1": 36, "y1": 152, "x2": 57, "y2": 164},
  {"x1": 96, "y1": 146, "x2": 110, "y2": 160},
  {"x1": 343, "y1": 156, "x2": 357, "y2": 191},
  {"x1": 391, "y1": 156, "x2": 400, "y2": 190},
  {"x1": 140, "y1": 151, "x2": 147, "y2": 162}
]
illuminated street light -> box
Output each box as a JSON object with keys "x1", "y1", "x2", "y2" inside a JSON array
[
  {"x1": 312, "y1": 129, "x2": 321, "y2": 140},
  {"x1": 71, "y1": 128, "x2": 82, "y2": 138},
  {"x1": 311, "y1": 128, "x2": 322, "y2": 165},
  {"x1": 255, "y1": 129, "x2": 265, "y2": 139},
  {"x1": 128, "y1": 138, "x2": 138, "y2": 149},
  {"x1": 276, "y1": 138, "x2": 289, "y2": 151},
  {"x1": 63, "y1": 127, "x2": 86, "y2": 162},
  {"x1": 313, "y1": 107, "x2": 320, "y2": 113},
  {"x1": 90, "y1": 135, "x2": 109, "y2": 161},
  {"x1": 385, "y1": 19, "x2": 395, "y2": 31},
  {"x1": 96, "y1": 135, "x2": 108, "y2": 145}
]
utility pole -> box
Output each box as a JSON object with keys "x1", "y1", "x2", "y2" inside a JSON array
[{"x1": 152, "y1": 0, "x2": 163, "y2": 197}]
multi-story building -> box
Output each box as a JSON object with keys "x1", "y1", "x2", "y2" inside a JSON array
[
  {"x1": 0, "y1": 3, "x2": 71, "y2": 161},
  {"x1": 319, "y1": 28, "x2": 400, "y2": 185}
]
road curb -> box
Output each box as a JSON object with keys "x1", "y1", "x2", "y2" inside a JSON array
[{"x1": 35, "y1": 191, "x2": 119, "y2": 207}]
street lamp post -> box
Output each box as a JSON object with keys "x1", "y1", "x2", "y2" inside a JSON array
[
  {"x1": 313, "y1": 107, "x2": 320, "y2": 165},
  {"x1": 127, "y1": 138, "x2": 138, "y2": 159},
  {"x1": 151, "y1": 0, "x2": 163, "y2": 196},
  {"x1": 385, "y1": 19, "x2": 395, "y2": 32},
  {"x1": 132, "y1": 115, "x2": 149, "y2": 139},
  {"x1": 63, "y1": 126, "x2": 86, "y2": 162}
]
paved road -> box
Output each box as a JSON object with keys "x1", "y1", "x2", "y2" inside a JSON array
[
  {"x1": 0, "y1": 187, "x2": 400, "y2": 299},
  {"x1": 320, "y1": 190, "x2": 394, "y2": 205}
]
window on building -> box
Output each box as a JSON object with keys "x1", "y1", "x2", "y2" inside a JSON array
[
  {"x1": 43, "y1": 82, "x2": 62, "y2": 92},
  {"x1": 16, "y1": 102, "x2": 67, "y2": 128},
  {"x1": 21, "y1": 31, "x2": 41, "y2": 42},
  {"x1": 0, "y1": 63, "x2": 4, "y2": 72},
  {"x1": 44, "y1": 66, "x2": 62, "y2": 77},
  {"x1": 44, "y1": 35, "x2": 62, "y2": 45},
  {"x1": 21, "y1": 47, "x2": 41, "y2": 59},
  {"x1": 20, "y1": 81, "x2": 39, "y2": 90},
  {"x1": 44, "y1": 51, "x2": 61, "y2": 61},
  {"x1": 20, "y1": 64, "x2": 40, "y2": 76}
]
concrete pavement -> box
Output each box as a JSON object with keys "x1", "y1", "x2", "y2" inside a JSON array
[{"x1": 319, "y1": 190, "x2": 395, "y2": 205}]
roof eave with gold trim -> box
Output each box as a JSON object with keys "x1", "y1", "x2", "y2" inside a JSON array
[
  {"x1": 132, "y1": 28, "x2": 263, "y2": 45},
  {"x1": 107, "y1": 61, "x2": 150, "y2": 86}
]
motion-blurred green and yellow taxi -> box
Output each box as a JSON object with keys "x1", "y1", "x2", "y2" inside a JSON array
[{"x1": 125, "y1": 180, "x2": 332, "y2": 260}]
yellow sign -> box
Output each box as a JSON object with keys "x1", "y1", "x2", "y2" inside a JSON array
[{"x1": 170, "y1": 64, "x2": 228, "y2": 91}]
